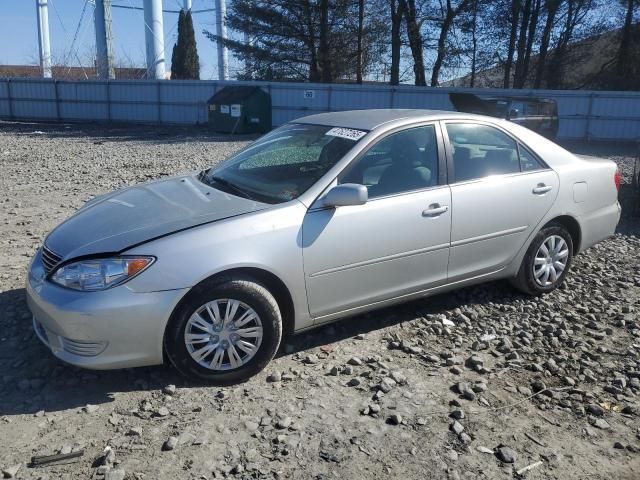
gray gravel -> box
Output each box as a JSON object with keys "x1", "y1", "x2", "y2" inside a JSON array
[{"x1": 0, "y1": 121, "x2": 639, "y2": 479}]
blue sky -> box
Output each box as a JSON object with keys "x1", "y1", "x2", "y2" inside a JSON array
[{"x1": 0, "y1": 0, "x2": 229, "y2": 79}]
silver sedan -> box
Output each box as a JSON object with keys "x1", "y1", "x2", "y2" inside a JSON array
[{"x1": 26, "y1": 110, "x2": 621, "y2": 383}]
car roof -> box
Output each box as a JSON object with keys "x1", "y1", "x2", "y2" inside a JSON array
[{"x1": 295, "y1": 109, "x2": 481, "y2": 131}]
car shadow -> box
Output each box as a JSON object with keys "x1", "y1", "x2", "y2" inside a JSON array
[{"x1": 0, "y1": 279, "x2": 526, "y2": 416}]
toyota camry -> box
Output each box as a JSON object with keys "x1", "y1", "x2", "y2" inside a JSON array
[{"x1": 26, "y1": 110, "x2": 621, "y2": 383}]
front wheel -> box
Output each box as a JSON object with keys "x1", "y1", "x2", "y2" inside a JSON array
[
  {"x1": 164, "y1": 277, "x2": 282, "y2": 384},
  {"x1": 511, "y1": 224, "x2": 573, "y2": 296}
]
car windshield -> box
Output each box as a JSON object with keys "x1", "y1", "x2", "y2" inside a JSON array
[{"x1": 199, "y1": 123, "x2": 366, "y2": 204}]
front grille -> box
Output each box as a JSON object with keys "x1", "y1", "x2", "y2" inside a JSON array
[
  {"x1": 41, "y1": 245, "x2": 62, "y2": 275},
  {"x1": 60, "y1": 337, "x2": 107, "y2": 357}
]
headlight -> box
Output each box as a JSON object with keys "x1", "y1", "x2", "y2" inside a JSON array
[{"x1": 51, "y1": 256, "x2": 154, "y2": 291}]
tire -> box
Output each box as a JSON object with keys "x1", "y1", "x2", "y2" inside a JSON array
[
  {"x1": 510, "y1": 224, "x2": 574, "y2": 296},
  {"x1": 164, "y1": 276, "x2": 282, "y2": 384}
]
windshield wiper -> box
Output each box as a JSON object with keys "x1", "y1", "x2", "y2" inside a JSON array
[{"x1": 208, "y1": 175, "x2": 255, "y2": 200}]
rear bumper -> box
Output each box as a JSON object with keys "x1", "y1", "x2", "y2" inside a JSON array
[{"x1": 26, "y1": 250, "x2": 188, "y2": 370}]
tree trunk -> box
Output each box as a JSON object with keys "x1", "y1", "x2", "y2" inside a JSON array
[
  {"x1": 503, "y1": 0, "x2": 520, "y2": 88},
  {"x1": 547, "y1": 0, "x2": 575, "y2": 89},
  {"x1": 319, "y1": 0, "x2": 332, "y2": 83},
  {"x1": 303, "y1": 1, "x2": 321, "y2": 82},
  {"x1": 389, "y1": 0, "x2": 404, "y2": 85},
  {"x1": 534, "y1": 0, "x2": 558, "y2": 88},
  {"x1": 431, "y1": 7, "x2": 454, "y2": 87},
  {"x1": 470, "y1": 0, "x2": 478, "y2": 87},
  {"x1": 617, "y1": 0, "x2": 635, "y2": 76},
  {"x1": 513, "y1": 0, "x2": 532, "y2": 88},
  {"x1": 400, "y1": 0, "x2": 427, "y2": 86},
  {"x1": 520, "y1": 0, "x2": 541, "y2": 87},
  {"x1": 356, "y1": 0, "x2": 365, "y2": 83}
]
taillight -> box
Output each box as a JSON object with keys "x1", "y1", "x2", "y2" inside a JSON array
[{"x1": 614, "y1": 167, "x2": 621, "y2": 192}]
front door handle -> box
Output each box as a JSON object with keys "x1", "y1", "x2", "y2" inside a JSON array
[
  {"x1": 532, "y1": 183, "x2": 553, "y2": 195},
  {"x1": 422, "y1": 204, "x2": 449, "y2": 217}
]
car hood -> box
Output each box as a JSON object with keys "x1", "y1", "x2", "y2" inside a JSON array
[{"x1": 45, "y1": 174, "x2": 269, "y2": 260}]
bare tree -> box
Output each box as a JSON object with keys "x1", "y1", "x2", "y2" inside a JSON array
[{"x1": 430, "y1": 0, "x2": 473, "y2": 86}]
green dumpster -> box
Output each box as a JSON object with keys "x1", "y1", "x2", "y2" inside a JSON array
[{"x1": 207, "y1": 86, "x2": 272, "y2": 134}]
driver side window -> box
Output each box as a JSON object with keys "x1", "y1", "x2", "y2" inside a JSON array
[{"x1": 339, "y1": 125, "x2": 439, "y2": 198}]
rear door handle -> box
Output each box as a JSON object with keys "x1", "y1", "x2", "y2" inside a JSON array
[
  {"x1": 422, "y1": 204, "x2": 449, "y2": 217},
  {"x1": 532, "y1": 183, "x2": 553, "y2": 195}
]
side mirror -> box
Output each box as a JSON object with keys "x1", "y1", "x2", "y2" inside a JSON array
[
  {"x1": 323, "y1": 183, "x2": 368, "y2": 207},
  {"x1": 509, "y1": 108, "x2": 519, "y2": 119}
]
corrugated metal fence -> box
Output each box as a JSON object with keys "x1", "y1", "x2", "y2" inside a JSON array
[{"x1": 1, "y1": 77, "x2": 639, "y2": 140}]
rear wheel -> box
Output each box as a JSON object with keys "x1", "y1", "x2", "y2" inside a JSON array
[
  {"x1": 165, "y1": 277, "x2": 282, "y2": 384},
  {"x1": 511, "y1": 224, "x2": 573, "y2": 296}
]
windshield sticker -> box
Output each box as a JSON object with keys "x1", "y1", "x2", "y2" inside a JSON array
[{"x1": 326, "y1": 127, "x2": 367, "y2": 141}]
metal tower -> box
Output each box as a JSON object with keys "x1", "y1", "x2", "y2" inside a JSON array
[
  {"x1": 215, "y1": 0, "x2": 228, "y2": 80},
  {"x1": 143, "y1": 0, "x2": 166, "y2": 79},
  {"x1": 94, "y1": 0, "x2": 115, "y2": 79},
  {"x1": 36, "y1": 0, "x2": 52, "y2": 78}
]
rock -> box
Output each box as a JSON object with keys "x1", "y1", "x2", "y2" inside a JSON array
[
  {"x1": 1, "y1": 464, "x2": 20, "y2": 478},
  {"x1": 328, "y1": 366, "x2": 339, "y2": 376},
  {"x1": 455, "y1": 382, "x2": 476, "y2": 401},
  {"x1": 379, "y1": 378, "x2": 397, "y2": 393},
  {"x1": 102, "y1": 446, "x2": 116, "y2": 466},
  {"x1": 127, "y1": 426, "x2": 143, "y2": 437},
  {"x1": 267, "y1": 371, "x2": 282, "y2": 383},
  {"x1": 614, "y1": 442, "x2": 625, "y2": 449},
  {"x1": 276, "y1": 416, "x2": 292, "y2": 429},
  {"x1": 304, "y1": 354, "x2": 319, "y2": 364},
  {"x1": 587, "y1": 404, "x2": 605, "y2": 416},
  {"x1": 442, "y1": 319, "x2": 455, "y2": 327},
  {"x1": 347, "y1": 357, "x2": 363, "y2": 366},
  {"x1": 592, "y1": 418, "x2": 611, "y2": 430},
  {"x1": 465, "y1": 356, "x2": 484, "y2": 370},
  {"x1": 231, "y1": 464, "x2": 244, "y2": 474},
  {"x1": 162, "y1": 384, "x2": 177, "y2": 395},
  {"x1": 390, "y1": 371, "x2": 407, "y2": 385},
  {"x1": 495, "y1": 445, "x2": 517, "y2": 464},
  {"x1": 388, "y1": 414, "x2": 403, "y2": 425},
  {"x1": 476, "y1": 446, "x2": 494, "y2": 454},
  {"x1": 450, "y1": 409, "x2": 465, "y2": 420},
  {"x1": 347, "y1": 378, "x2": 361, "y2": 387},
  {"x1": 450, "y1": 421, "x2": 465, "y2": 435},
  {"x1": 156, "y1": 406, "x2": 170, "y2": 417},
  {"x1": 163, "y1": 436, "x2": 178, "y2": 451},
  {"x1": 531, "y1": 380, "x2": 547, "y2": 393}
]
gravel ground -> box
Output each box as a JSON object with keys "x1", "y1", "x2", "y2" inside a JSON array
[{"x1": 0, "y1": 121, "x2": 639, "y2": 480}]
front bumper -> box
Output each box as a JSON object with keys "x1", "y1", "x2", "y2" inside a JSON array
[{"x1": 26, "y1": 249, "x2": 189, "y2": 370}]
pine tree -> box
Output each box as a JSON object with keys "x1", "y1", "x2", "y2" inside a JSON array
[
  {"x1": 171, "y1": 10, "x2": 186, "y2": 79},
  {"x1": 182, "y1": 11, "x2": 200, "y2": 79},
  {"x1": 171, "y1": 10, "x2": 200, "y2": 80}
]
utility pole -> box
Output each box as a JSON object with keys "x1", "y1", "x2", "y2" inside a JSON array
[
  {"x1": 143, "y1": 0, "x2": 166, "y2": 79},
  {"x1": 94, "y1": 0, "x2": 115, "y2": 79},
  {"x1": 36, "y1": 0, "x2": 52, "y2": 78},
  {"x1": 214, "y1": 0, "x2": 229, "y2": 80},
  {"x1": 184, "y1": 0, "x2": 192, "y2": 10}
]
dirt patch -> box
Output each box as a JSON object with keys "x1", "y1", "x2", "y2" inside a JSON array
[{"x1": 0, "y1": 122, "x2": 639, "y2": 479}]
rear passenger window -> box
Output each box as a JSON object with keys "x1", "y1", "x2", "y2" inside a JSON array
[
  {"x1": 519, "y1": 144, "x2": 545, "y2": 171},
  {"x1": 447, "y1": 123, "x2": 520, "y2": 182}
]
